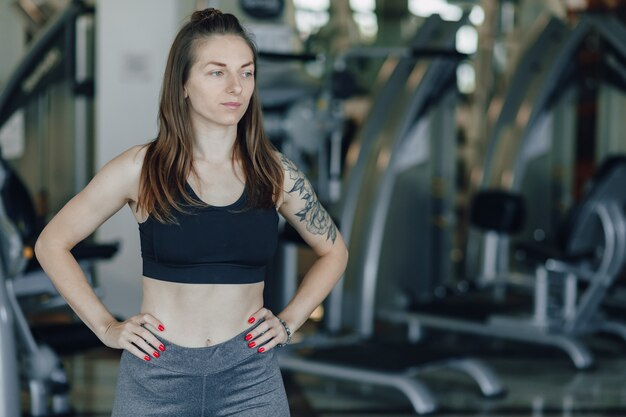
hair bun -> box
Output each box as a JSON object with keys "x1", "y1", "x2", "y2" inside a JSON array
[{"x1": 191, "y1": 8, "x2": 222, "y2": 22}]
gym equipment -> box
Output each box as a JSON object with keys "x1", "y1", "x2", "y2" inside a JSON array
[
  {"x1": 0, "y1": 158, "x2": 21, "y2": 417},
  {"x1": 515, "y1": 157, "x2": 626, "y2": 333},
  {"x1": 258, "y1": 51, "x2": 347, "y2": 206},
  {"x1": 0, "y1": 0, "x2": 95, "y2": 209},
  {"x1": 471, "y1": 13, "x2": 626, "y2": 281},
  {"x1": 275, "y1": 15, "x2": 505, "y2": 415},
  {"x1": 0, "y1": 150, "x2": 119, "y2": 416},
  {"x1": 338, "y1": 12, "x2": 472, "y2": 337},
  {"x1": 372, "y1": 14, "x2": 626, "y2": 370},
  {"x1": 0, "y1": 2, "x2": 119, "y2": 414}
]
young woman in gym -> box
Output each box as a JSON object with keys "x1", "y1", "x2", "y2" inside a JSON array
[{"x1": 34, "y1": 8, "x2": 348, "y2": 416}]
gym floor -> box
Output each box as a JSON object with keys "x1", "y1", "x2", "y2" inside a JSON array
[{"x1": 46, "y1": 330, "x2": 626, "y2": 417}]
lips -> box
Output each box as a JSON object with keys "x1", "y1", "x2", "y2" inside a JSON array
[{"x1": 222, "y1": 102, "x2": 241, "y2": 109}]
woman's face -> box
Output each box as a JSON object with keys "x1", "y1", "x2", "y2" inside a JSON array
[{"x1": 184, "y1": 35, "x2": 255, "y2": 131}]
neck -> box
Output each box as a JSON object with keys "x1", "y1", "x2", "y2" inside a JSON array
[{"x1": 191, "y1": 125, "x2": 238, "y2": 163}]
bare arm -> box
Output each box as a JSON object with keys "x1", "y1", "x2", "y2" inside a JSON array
[
  {"x1": 275, "y1": 154, "x2": 348, "y2": 331},
  {"x1": 247, "y1": 152, "x2": 348, "y2": 351},
  {"x1": 34, "y1": 145, "x2": 164, "y2": 360}
]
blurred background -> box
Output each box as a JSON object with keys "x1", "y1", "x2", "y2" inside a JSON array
[{"x1": 1, "y1": 0, "x2": 626, "y2": 416}]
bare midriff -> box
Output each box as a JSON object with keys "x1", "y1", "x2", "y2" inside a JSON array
[{"x1": 140, "y1": 276, "x2": 264, "y2": 347}]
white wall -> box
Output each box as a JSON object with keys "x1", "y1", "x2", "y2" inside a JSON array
[{"x1": 95, "y1": 0, "x2": 193, "y2": 318}]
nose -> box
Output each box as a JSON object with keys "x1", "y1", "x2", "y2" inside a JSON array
[{"x1": 228, "y1": 76, "x2": 242, "y2": 95}]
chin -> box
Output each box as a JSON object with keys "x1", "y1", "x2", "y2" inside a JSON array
[{"x1": 219, "y1": 119, "x2": 242, "y2": 127}]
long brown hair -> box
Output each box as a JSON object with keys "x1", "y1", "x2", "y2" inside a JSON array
[{"x1": 137, "y1": 8, "x2": 283, "y2": 223}]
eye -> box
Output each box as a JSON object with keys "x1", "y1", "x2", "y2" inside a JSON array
[
  {"x1": 209, "y1": 70, "x2": 223, "y2": 77},
  {"x1": 242, "y1": 71, "x2": 254, "y2": 78}
]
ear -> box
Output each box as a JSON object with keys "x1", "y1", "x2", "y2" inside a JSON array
[{"x1": 183, "y1": 88, "x2": 188, "y2": 98}]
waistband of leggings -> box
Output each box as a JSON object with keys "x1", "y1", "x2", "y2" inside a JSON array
[{"x1": 145, "y1": 321, "x2": 264, "y2": 375}]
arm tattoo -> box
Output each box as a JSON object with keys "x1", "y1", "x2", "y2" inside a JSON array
[{"x1": 281, "y1": 155, "x2": 337, "y2": 243}]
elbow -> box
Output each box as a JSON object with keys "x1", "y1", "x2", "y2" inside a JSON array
[
  {"x1": 339, "y1": 242, "x2": 349, "y2": 271},
  {"x1": 33, "y1": 234, "x2": 48, "y2": 263},
  {"x1": 34, "y1": 230, "x2": 59, "y2": 264}
]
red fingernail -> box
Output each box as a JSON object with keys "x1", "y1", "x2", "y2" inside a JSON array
[
  {"x1": 258, "y1": 347, "x2": 265, "y2": 353},
  {"x1": 248, "y1": 317, "x2": 255, "y2": 324},
  {"x1": 248, "y1": 341, "x2": 256, "y2": 348},
  {"x1": 245, "y1": 334, "x2": 253, "y2": 341},
  {"x1": 153, "y1": 351, "x2": 160, "y2": 358},
  {"x1": 158, "y1": 324, "x2": 165, "y2": 331},
  {"x1": 144, "y1": 355, "x2": 151, "y2": 362},
  {"x1": 159, "y1": 344, "x2": 165, "y2": 352}
]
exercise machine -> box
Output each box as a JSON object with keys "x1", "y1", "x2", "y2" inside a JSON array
[
  {"x1": 0, "y1": 1, "x2": 95, "y2": 205},
  {"x1": 275, "y1": 15, "x2": 505, "y2": 415},
  {"x1": 374, "y1": 14, "x2": 626, "y2": 370},
  {"x1": 0, "y1": 148, "x2": 120, "y2": 416},
  {"x1": 0, "y1": 2, "x2": 120, "y2": 414},
  {"x1": 0, "y1": 158, "x2": 21, "y2": 417}
]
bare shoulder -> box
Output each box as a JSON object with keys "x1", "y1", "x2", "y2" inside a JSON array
[
  {"x1": 93, "y1": 144, "x2": 149, "y2": 203},
  {"x1": 274, "y1": 150, "x2": 307, "y2": 207},
  {"x1": 274, "y1": 150, "x2": 298, "y2": 186},
  {"x1": 112, "y1": 144, "x2": 148, "y2": 173},
  {"x1": 272, "y1": 149, "x2": 286, "y2": 169}
]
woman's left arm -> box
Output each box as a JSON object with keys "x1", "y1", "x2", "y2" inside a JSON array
[{"x1": 247, "y1": 153, "x2": 348, "y2": 352}]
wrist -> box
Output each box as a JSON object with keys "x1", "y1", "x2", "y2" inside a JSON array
[
  {"x1": 95, "y1": 317, "x2": 117, "y2": 341},
  {"x1": 276, "y1": 316, "x2": 292, "y2": 347},
  {"x1": 275, "y1": 310, "x2": 303, "y2": 334}
]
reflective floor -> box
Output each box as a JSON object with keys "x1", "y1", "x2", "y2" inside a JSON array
[{"x1": 55, "y1": 330, "x2": 626, "y2": 417}]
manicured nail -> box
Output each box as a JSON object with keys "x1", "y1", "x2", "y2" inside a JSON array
[
  {"x1": 248, "y1": 317, "x2": 255, "y2": 324},
  {"x1": 248, "y1": 341, "x2": 256, "y2": 348},
  {"x1": 158, "y1": 324, "x2": 165, "y2": 331},
  {"x1": 159, "y1": 344, "x2": 166, "y2": 352},
  {"x1": 153, "y1": 351, "x2": 160, "y2": 358},
  {"x1": 258, "y1": 347, "x2": 265, "y2": 353},
  {"x1": 144, "y1": 355, "x2": 151, "y2": 362},
  {"x1": 245, "y1": 333, "x2": 253, "y2": 341}
]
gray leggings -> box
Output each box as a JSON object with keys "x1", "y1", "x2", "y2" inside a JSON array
[{"x1": 111, "y1": 323, "x2": 290, "y2": 417}]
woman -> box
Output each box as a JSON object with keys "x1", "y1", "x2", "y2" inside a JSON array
[{"x1": 35, "y1": 8, "x2": 348, "y2": 417}]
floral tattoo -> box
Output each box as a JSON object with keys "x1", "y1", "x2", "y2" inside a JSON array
[{"x1": 282, "y1": 155, "x2": 337, "y2": 243}]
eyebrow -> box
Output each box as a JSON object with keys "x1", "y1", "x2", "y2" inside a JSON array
[{"x1": 203, "y1": 61, "x2": 254, "y2": 69}]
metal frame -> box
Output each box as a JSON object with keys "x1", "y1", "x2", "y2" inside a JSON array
[
  {"x1": 0, "y1": 170, "x2": 21, "y2": 417},
  {"x1": 327, "y1": 17, "x2": 470, "y2": 334},
  {"x1": 380, "y1": 190, "x2": 626, "y2": 370},
  {"x1": 359, "y1": 15, "x2": 626, "y2": 370},
  {"x1": 275, "y1": 15, "x2": 505, "y2": 415},
  {"x1": 278, "y1": 355, "x2": 437, "y2": 415},
  {"x1": 354, "y1": 81, "x2": 459, "y2": 337}
]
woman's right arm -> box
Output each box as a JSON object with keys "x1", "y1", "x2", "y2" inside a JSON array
[{"x1": 34, "y1": 145, "x2": 164, "y2": 360}]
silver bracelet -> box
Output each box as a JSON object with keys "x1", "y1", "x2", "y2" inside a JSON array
[{"x1": 276, "y1": 317, "x2": 292, "y2": 347}]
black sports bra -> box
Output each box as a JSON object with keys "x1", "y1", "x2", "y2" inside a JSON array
[{"x1": 138, "y1": 183, "x2": 279, "y2": 284}]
